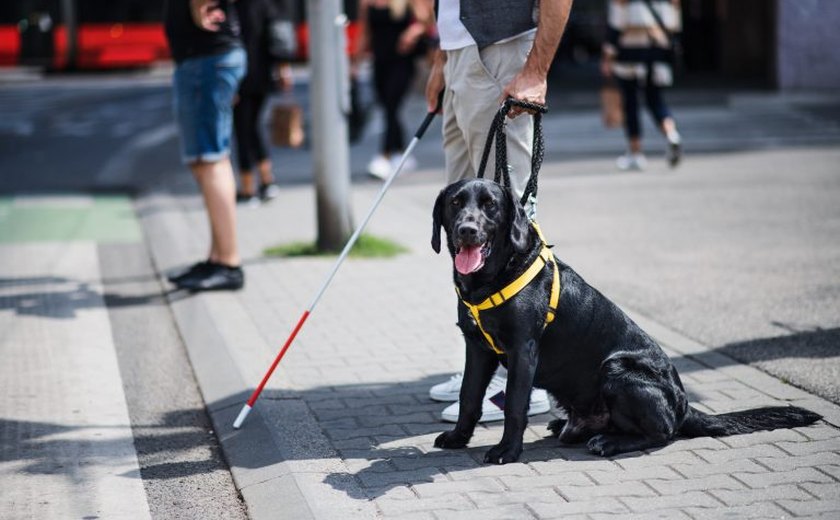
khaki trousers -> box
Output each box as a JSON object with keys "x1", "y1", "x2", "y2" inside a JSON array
[{"x1": 442, "y1": 32, "x2": 536, "y2": 208}]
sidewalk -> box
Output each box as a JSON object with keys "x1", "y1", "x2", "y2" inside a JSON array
[{"x1": 139, "y1": 147, "x2": 840, "y2": 519}]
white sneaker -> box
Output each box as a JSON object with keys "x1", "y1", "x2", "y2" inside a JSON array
[
  {"x1": 429, "y1": 373, "x2": 463, "y2": 402},
  {"x1": 367, "y1": 154, "x2": 391, "y2": 180},
  {"x1": 666, "y1": 132, "x2": 682, "y2": 168},
  {"x1": 616, "y1": 153, "x2": 647, "y2": 171},
  {"x1": 440, "y1": 374, "x2": 551, "y2": 423}
]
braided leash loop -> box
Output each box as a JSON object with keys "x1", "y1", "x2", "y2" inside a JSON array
[{"x1": 475, "y1": 98, "x2": 547, "y2": 206}]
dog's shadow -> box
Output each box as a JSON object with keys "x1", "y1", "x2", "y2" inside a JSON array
[{"x1": 315, "y1": 374, "x2": 682, "y2": 500}]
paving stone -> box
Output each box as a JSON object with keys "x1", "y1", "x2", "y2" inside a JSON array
[
  {"x1": 616, "y1": 450, "x2": 707, "y2": 470},
  {"x1": 447, "y1": 464, "x2": 537, "y2": 481},
  {"x1": 733, "y1": 467, "x2": 835, "y2": 488},
  {"x1": 529, "y1": 497, "x2": 628, "y2": 518},
  {"x1": 356, "y1": 468, "x2": 449, "y2": 488},
  {"x1": 500, "y1": 473, "x2": 594, "y2": 490},
  {"x1": 465, "y1": 489, "x2": 568, "y2": 507},
  {"x1": 757, "y1": 453, "x2": 840, "y2": 471},
  {"x1": 777, "y1": 498, "x2": 840, "y2": 516},
  {"x1": 718, "y1": 428, "x2": 807, "y2": 448},
  {"x1": 557, "y1": 481, "x2": 656, "y2": 501},
  {"x1": 776, "y1": 438, "x2": 840, "y2": 456},
  {"x1": 376, "y1": 494, "x2": 474, "y2": 516},
  {"x1": 435, "y1": 504, "x2": 537, "y2": 520},
  {"x1": 587, "y1": 466, "x2": 682, "y2": 485},
  {"x1": 797, "y1": 425, "x2": 840, "y2": 441},
  {"x1": 709, "y1": 484, "x2": 812, "y2": 506},
  {"x1": 816, "y1": 465, "x2": 840, "y2": 481},
  {"x1": 531, "y1": 459, "x2": 622, "y2": 475},
  {"x1": 411, "y1": 478, "x2": 505, "y2": 498},
  {"x1": 646, "y1": 474, "x2": 744, "y2": 495},
  {"x1": 670, "y1": 458, "x2": 767, "y2": 478},
  {"x1": 799, "y1": 481, "x2": 840, "y2": 499},
  {"x1": 694, "y1": 444, "x2": 789, "y2": 463},
  {"x1": 620, "y1": 490, "x2": 721, "y2": 512},
  {"x1": 682, "y1": 502, "x2": 791, "y2": 519},
  {"x1": 589, "y1": 511, "x2": 693, "y2": 520}
]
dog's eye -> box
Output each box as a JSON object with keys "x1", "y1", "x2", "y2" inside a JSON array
[
  {"x1": 451, "y1": 198, "x2": 461, "y2": 207},
  {"x1": 483, "y1": 199, "x2": 496, "y2": 210}
]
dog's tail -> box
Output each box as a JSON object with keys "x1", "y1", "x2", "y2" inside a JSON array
[{"x1": 679, "y1": 405, "x2": 821, "y2": 438}]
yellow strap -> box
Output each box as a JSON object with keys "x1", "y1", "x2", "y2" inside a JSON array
[
  {"x1": 472, "y1": 246, "x2": 553, "y2": 311},
  {"x1": 545, "y1": 255, "x2": 560, "y2": 324},
  {"x1": 457, "y1": 242, "x2": 561, "y2": 355}
]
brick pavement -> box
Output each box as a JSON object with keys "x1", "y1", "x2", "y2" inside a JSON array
[{"x1": 139, "y1": 151, "x2": 840, "y2": 519}]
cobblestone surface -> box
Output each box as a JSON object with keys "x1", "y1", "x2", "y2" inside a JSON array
[{"x1": 143, "y1": 149, "x2": 840, "y2": 518}]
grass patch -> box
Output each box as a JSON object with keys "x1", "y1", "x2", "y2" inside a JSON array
[{"x1": 264, "y1": 233, "x2": 408, "y2": 258}]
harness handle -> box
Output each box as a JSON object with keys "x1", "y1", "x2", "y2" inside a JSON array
[{"x1": 476, "y1": 98, "x2": 547, "y2": 207}]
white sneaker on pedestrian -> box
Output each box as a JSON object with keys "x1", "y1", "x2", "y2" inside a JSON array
[
  {"x1": 666, "y1": 131, "x2": 682, "y2": 168},
  {"x1": 429, "y1": 373, "x2": 463, "y2": 402},
  {"x1": 440, "y1": 374, "x2": 551, "y2": 423},
  {"x1": 616, "y1": 153, "x2": 647, "y2": 171},
  {"x1": 367, "y1": 154, "x2": 391, "y2": 180}
]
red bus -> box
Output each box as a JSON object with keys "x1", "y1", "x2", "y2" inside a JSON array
[
  {"x1": 0, "y1": 1, "x2": 169, "y2": 69},
  {"x1": 0, "y1": 1, "x2": 359, "y2": 70}
]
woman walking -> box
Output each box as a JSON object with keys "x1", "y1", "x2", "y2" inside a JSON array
[{"x1": 602, "y1": 0, "x2": 683, "y2": 171}]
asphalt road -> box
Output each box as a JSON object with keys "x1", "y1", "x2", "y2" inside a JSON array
[{"x1": 1, "y1": 71, "x2": 249, "y2": 518}]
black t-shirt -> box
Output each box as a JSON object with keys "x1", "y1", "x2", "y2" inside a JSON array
[
  {"x1": 237, "y1": 0, "x2": 277, "y2": 94},
  {"x1": 164, "y1": 0, "x2": 242, "y2": 63}
]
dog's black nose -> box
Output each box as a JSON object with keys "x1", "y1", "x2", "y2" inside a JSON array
[{"x1": 457, "y1": 222, "x2": 479, "y2": 241}]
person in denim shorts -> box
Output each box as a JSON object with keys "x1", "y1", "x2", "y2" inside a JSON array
[{"x1": 164, "y1": 0, "x2": 247, "y2": 291}]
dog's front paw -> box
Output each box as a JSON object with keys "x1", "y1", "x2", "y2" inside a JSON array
[
  {"x1": 586, "y1": 434, "x2": 619, "y2": 457},
  {"x1": 484, "y1": 442, "x2": 523, "y2": 465},
  {"x1": 434, "y1": 430, "x2": 470, "y2": 449}
]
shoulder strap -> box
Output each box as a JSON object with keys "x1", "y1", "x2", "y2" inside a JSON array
[{"x1": 642, "y1": 0, "x2": 672, "y2": 38}]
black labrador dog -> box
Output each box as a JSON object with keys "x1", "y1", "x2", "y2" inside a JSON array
[{"x1": 431, "y1": 178, "x2": 821, "y2": 464}]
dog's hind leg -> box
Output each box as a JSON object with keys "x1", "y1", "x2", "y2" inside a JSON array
[
  {"x1": 588, "y1": 357, "x2": 686, "y2": 457},
  {"x1": 548, "y1": 409, "x2": 610, "y2": 444},
  {"x1": 586, "y1": 432, "x2": 669, "y2": 457}
]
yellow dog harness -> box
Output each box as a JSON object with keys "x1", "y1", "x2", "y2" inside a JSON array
[{"x1": 455, "y1": 223, "x2": 561, "y2": 355}]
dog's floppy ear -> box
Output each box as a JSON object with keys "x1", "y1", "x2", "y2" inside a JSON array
[
  {"x1": 507, "y1": 188, "x2": 531, "y2": 253},
  {"x1": 431, "y1": 188, "x2": 446, "y2": 254}
]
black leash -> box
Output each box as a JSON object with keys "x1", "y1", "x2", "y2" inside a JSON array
[{"x1": 476, "y1": 98, "x2": 548, "y2": 207}]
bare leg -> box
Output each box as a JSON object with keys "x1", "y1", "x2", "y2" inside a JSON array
[
  {"x1": 239, "y1": 170, "x2": 256, "y2": 196},
  {"x1": 257, "y1": 158, "x2": 274, "y2": 186},
  {"x1": 190, "y1": 157, "x2": 240, "y2": 267}
]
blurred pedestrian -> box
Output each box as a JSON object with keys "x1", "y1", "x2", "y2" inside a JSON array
[
  {"x1": 423, "y1": 0, "x2": 573, "y2": 423},
  {"x1": 234, "y1": 0, "x2": 294, "y2": 206},
  {"x1": 164, "y1": 0, "x2": 246, "y2": 291},
  {"x1": 356, "y1": 0, "x2": 432, "y2": 180},
  {"x1": 601, "y1": 0, "x2": 683, "y2": 171}
]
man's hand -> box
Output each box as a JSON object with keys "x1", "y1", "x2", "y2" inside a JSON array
[
  {"x1": 500, "y1": 0, "x2": 573, "y2": 118},
  {"x1": 425, "y1": 49, "x2": 446, "y2": 113},
  {"x1": 500, "y1": 66, "x2": 547, "y2": 117},
  {"x1": 191, "y1": 0, "x2": 226, "y2": 32}
]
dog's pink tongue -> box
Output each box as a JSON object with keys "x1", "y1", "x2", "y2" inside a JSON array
[{"x1": 455, "y1": 245, "x2": 483, "y2": 275}]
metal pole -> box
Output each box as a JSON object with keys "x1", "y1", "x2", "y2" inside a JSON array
[
  {"x1": 308, "y1": 0, "x2": 353, "y2": 250},
  {"x1": 60, "y1": 0, "x2": 77, "y2": 69}
]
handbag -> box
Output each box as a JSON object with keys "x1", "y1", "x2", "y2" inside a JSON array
[
  {"x1": 600, "y1": 79, "x2": 624, "y2": 128},
  {"x1": 270, "y1": 101, "x2": 305, "y2": 148},
  {"x1": 266, "y1": 18, "x2": 298, "y2": 62}
]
